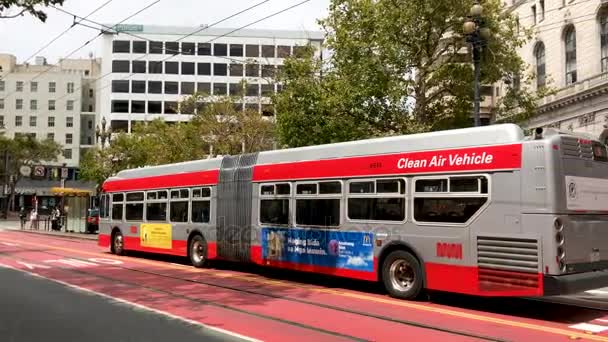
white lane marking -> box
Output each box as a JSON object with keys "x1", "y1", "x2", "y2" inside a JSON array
[
  {"x1": 17, "y1": 261, "x2": 51, "y2": 270},
  {"x1": 586, "y1": 289, "x2": 608, "y2": 295},
  {"x1": 569, "y1": 323, "x2": 608, "y2": 333},
  {"x1": 0, "y1": 262, "x2": 261, "y2": 342},
  {"x1": 596, "y1": 319, "x2": 608, "y2": 323},
  {"x1": 1, "y1": 242, "x2": 19, "y2": 246}
]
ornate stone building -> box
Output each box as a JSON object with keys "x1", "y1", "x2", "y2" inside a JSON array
[{"x1": 505, "y1": 0, "x2": 608, "y2": 142}]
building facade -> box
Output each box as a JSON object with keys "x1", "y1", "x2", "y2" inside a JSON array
[
  {"x1": 505, "y1": 0, "x2": 608, "y2": 141},
  {"x1": 99, "y1": 24, "x2": 324, "y2": 134},
  {"x1": 0, "y1": 54, "x2": 100, "y2": 210}
]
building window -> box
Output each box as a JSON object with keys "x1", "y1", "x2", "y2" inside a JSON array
[
  {"x1": 181, "y1": 82, "x2": 194, "y2": 95},
  {"x1": 48, "y1": 100, "x2": 55, "y2": 111},
  {"x1": 112, "y1": 40, "x2": 130, "y2": 53},
  {"x1": 47, "y1": 132, "x2": 54, "y2": 140},
  {"x1": 149, "y1": 61, "x2": 163, "y2": 74},
  {"x1": 262, "y1": 104, "x2": 274, "y2": 116},
  {"x1": 293, "y1": 45, "x2": 307, "y2": 57},
  {"x1": 0, "y1": 80, "x2": 4, "y2": 91},
  {"x1": 15, "y1": 116, "x2": 22, "y2": 127},
  {"x1": 229, "y1": 83, "x2": 242, "y2": 96},
  {"x1": 197, "y1": 43, "x2": 211, "y2": 55},
  {"x1": 197, "y1": 82, "x2": 211, "y2": 95},
  {"x1": 29, "y1": 116, "x2": 36, "y2": 127},
  {"x1": 539, "y1": 0, "x2": 545, "y2": 22},
  {"x1": 16, "y1": 81, "x2": 23, "y2": 92},
  {"x1": 164, "y1": 101, "x2": 177, "y2": 114},
  {"x1": 88, "y1": 120, "x2": 93, "y2": 129},
  {"x1": 277, "y1": 46, "x2": 291, "y2": 58},
  {"x1": 230, "y1": 64, "x2": 243, "y2": 77},
  {"x1": 133, "y1": 41, "x2": 147, "y2": 53},
  {"x1": 413, "y1": 176, "x2": 489, "y2": 224},
  {"x1": 112, "y1": 80, "x2": 129, "y2": 93},
  {"x1": 213, "y1": 63, "x2": 227, "y2": 76},
  {"x1": 0, "y1": 99, "x2": 3, "y2": 109},
  {"x1": 48, "y1": 116, "x2": 55, "y2": 127},
  {"x1": 30, "y1": 82, "x2": 38, "y2": 92},
  {"x1": 131, "y1": 100, "x2": 145, "y2": 113},
  {"x1": 49, "y1": 82, "x2": 56, "y2": 93},
  {"x1": 30, "y1": 99, "x2": 37, "y2": 110},
  {"x1": 63, "y1": 148, "x2": 72, "y2": 160},
  {"x1": 262, "y1": 65, "x2": 276, "y2": 78},
  {"x1": 16, "y1": 99, "x2": 23, "y2": 110},
  {"x1": 148, "y1": 101, "x2": 162, "y2": 113},
  {"x1": 111, "y1": 100, "x2": 129, "y2": 113},
  {"x1": 230, "y1": 44, "x2": 243, "y2": 57},
  {"x1": 601, "y1": 12, "x2": 608, "y2": 72},
  {"x1": 165, "y1": 42, "x2": 178, "y2": 54},
  {"x1": 181, "y1": 42, "x2": 195, "y2": 55},
  {"x1": 132, "y1": 80, "x2": 146, "y2": 93},
  {"x1": 214, "y1": 43, "x2": 227, "y2": 56},
  {"x1": 67, "y1": 82, "x2": 74, "y2": 93},
  {"x1": 259, "y1": 183, "x2": 290, "y2": 225},
  {"x1": 132, "y1": 61, "x2": 146, "y2": 73},
  {"x1": 148, "y1": 81, "x2": 162, "y2": 94},
  {"x1": 89, "y1": 89, "x2": 93, "y2": 98},
  {"x1": 0, "y1": 116, "x2": 4, "y2": 127},
  {"x1": 150, "y1": 41, "x2": 163, "y2": 54},
  {"x1": 246, "y1": 83, "x2": 259, "y2": 97},
  {"x1": 67, "y1": 100, "x2": 74, "y2": 111},
  {"x1": 213, "y1": 83, "x2": 227, "y2": 96},
  {"x1": 164, "y1": 81, "x2": 178, "y2": 94},
  {"x1": 181, "y1": 62, "x2": 195, "y2": 75},
  {"x1": 535, "y1": 42, "x2": 546, "y2": 88},
  {"x1": 65, "y1": 133, "x2": 72, "y2": 144},
  {"x1": 262, "y1": 45, "x2": 275, "y2": 58},
  {"x1": 565, "y1": 26, "x2": 577, "y2": 85},
  {"x1": 112, "y1": 60, "x2": 130, "y2": 73},
  {"x1": 246, "y1": 44, "x2": 259, "y2": 57},
  {"x1": 66, "y1": 116, "x2": 73, "y2": 127},
  {"x1": 197, "y1": 63, "x2": 211, "y2": 75},
  {"x1": 246, "y1": 64, "x2": 259, "y2": 77},
  {"x1": 261, "y1": 84, "x2": 274, "y2": 96},
  {"x1": 165, "y1": 61, "x2": 179, "y2": 74}
]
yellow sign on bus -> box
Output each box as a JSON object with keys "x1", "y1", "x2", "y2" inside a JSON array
[{"x1": 140, "y1": 223, "x2": 172, "y2": 249}]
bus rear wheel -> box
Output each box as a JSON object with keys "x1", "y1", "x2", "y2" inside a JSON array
[
  {"x1": 381, "y1": 250, "x2": 423, "y2": 300},
  {"x1": 112, "y1": 231, "x2": 125, "y2": 256},
  {"x1": 189, "y1": 235, "x2": 207, "y2": 268}
]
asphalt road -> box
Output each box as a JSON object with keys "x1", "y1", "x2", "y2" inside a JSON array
[{"x1": 0, "y1": 266, "x2": 242, "y2": 342}]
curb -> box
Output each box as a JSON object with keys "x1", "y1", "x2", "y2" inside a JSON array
[{"x1": 0, "y1": 226, "x2": 98, "y2": 241}]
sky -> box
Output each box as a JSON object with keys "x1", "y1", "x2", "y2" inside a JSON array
[{"x1": 0, "y1": 0, "x2": 330, "y2": 64}]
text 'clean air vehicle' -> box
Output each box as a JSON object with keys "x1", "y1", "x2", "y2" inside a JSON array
[{"x1": 98, "y1": 124, "x2": 608, "y2": 299}]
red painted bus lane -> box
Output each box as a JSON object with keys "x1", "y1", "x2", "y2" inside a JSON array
[{"x1": 1, "y1": 231, "x2": 608, "y2": 341}]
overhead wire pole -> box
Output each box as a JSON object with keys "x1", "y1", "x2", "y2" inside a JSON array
[{"x1": 0, "y1": 0, "x2": 161, "y2": 102}]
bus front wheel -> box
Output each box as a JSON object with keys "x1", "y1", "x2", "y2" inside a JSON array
[
  {"x1": 381, "y1": 250, "x2": 423, "y2": 300},
  {"x1": 189, "y1": 235, "x2": 207, "y2": 268}
]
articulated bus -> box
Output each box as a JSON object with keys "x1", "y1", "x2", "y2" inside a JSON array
[{"x1": 98, "y1": 124, "x2": 608, "y2": 299}]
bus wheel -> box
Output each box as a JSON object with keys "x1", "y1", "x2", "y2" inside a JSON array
[
  {"x1": 112, "y1": 231, "x2": 125, "y2": 256},
  {"x1": 189, "y1": 235, "x2": 207, "y2": 268},
  {"x1": 382, "y1": 250, "x2": 423, "y2": 300}
]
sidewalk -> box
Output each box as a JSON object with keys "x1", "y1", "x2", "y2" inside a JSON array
[{"x1": 0, "y1": 219, "x2": 97, "y2": 240}]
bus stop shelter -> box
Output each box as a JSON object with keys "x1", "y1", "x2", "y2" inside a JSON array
[{"x1": 50, "y1": 187, "x2": 93, "y2": 233}]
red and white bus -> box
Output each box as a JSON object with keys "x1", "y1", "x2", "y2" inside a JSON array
[{"x1": 98, "y1": 124, "x2": 608, "y2": 299}]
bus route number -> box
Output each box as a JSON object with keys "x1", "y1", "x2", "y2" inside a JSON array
[
  {"x1": 369, "y1": 162, "x2": 382, "y2": 169},
  {"x1": 436, "y1": 242, "x2": 463, "y2": 260}
]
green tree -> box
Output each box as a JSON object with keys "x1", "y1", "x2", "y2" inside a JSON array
[
  {"x1": 0, "y1": 135, "x2": 61, "y2": 214},
  {"x1": 1, "y1": 0, "x2": 65, "y2": 22},
  {"x1": 274, "y1": 0, "x2": 543, "y2": 147}
]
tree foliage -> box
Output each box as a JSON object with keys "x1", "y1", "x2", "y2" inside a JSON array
[
  {"x1": 0, "y1": 135, "x2": 62, "y2": 212},
  {"x1": 274, "y1": 0, "x2": 544, "y2": 147},
  {"x1": 0, "y1": 0, "x2": 64, "y2": 22},
  {"x1": 79, "y1": 93, "x2": 276, "y2": 186}
]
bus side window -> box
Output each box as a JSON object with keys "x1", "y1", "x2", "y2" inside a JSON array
[
  {"x1": 111, "y1": 193, "x2": 124, "y2": 221},
  {"x1": 191, "y1": 187, "x2": 211, "y2": 223},
  {"x1": 259, "y1": 183, "x2": 290, "y2": 226},
  {"x1": 347, "y1": 178, "x2": 406, "y2": 222},
  {"x1": 295, "y1": 181, "x2": 342, "y2": 227},
  {"x1": 170, "y1": 188, "x2": 189, "y2": 223},
  {"x1": 413, "y1": 176, "x2": 489, "y2": 224},
  {"x1": 146, "y1": 190, "x2": 167, "y2": 222},
  {"x1": 125, "y1": 192, "x2": 144, "y2": 221}
]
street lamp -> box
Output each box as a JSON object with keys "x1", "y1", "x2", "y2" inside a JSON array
[
  {"x1": 95, "y1": 117, "x2": 112, "y2": 147},
  {"x1": 463, "y1": 1, "x2": 491, "y2": 127}
]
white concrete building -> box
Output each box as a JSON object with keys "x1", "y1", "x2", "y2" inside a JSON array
[
  {"x1": 98, "y1": 24, "x2": 324, "y2": 133},
  {"x1": 504, "y1": 0, "x2": 608, "y2": 142},
  {"x1": 0, "y1": 54, "x2": 100, "y2": 208}
]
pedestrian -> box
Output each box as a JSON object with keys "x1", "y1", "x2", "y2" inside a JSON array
[
  {"x1": 28, "y1": 207, "x2": 38, "y2": 230},
  {"x1": 18, "y1": 207, "x2": 27, "y2": 230},
  {"x1": 50, "y1": 206, "x2": 58, "y2": 231}
]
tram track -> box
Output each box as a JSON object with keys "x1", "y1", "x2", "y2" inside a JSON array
[{"x1": 0, "y1": 247, "x2": 506, "y2": 342}]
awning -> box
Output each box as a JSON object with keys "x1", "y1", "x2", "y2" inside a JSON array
[
  {"x1": 51, "y1": 187, "x2": 92, "y2": 196},
  {"x1": 15, "y1": 179, "x2": 97, "y2": 196}
]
